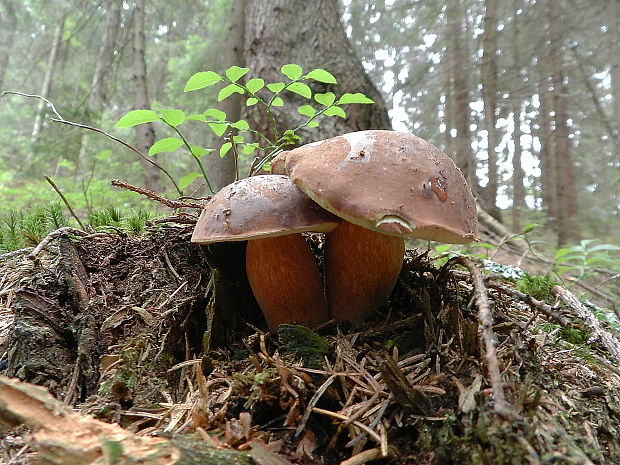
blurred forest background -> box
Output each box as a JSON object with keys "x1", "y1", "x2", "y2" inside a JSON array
[{"x1": 0, "y1": 0, "x2": 618, "y2": 257}]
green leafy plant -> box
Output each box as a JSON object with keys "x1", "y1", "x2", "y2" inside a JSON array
[
  {"x1": 554, "y1": 239, "x2": 620, "y2": 281},
  {"x1": 0, "y1": 203, "x2": 70, "y2": 252},
  {"x1": 114, "y1": 64, "x2": 374, "y2": 193}
]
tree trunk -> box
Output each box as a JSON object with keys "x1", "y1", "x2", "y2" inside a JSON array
[
  {"x1": 445, "y1": 3, "x2": 477, "y2": 191},
  {"x1": 549, "y1": 0, "x2": 578, "y2": 245},
  {"x1": 481, "y1": 0, "x2": 500, "y2": 220},
  {"x1": 243, "y1": 0, "x2": 391, "y2": 143},
  {"x1": 30, "y1": 14, "x2": 65, "y2": 145},
  {"x1": 510, "y1": 0, "x2": 526, "y2": 232},
  {"x1": 610, "y1": 0, "x2": 620, "y2": 159},
  {"x1": 537, "y1": 75, "x2": 557, "y2": 226},
  {"x1": 205, "y1": 0, "x2": 246, "y2": 192},
  {"x1": 91, "y1": 0, "x2": 122, "y2": 109},
  {"x1": 132, "y1": 0, "x2": 161, "y2": 192},
  {"x1": 0, "y1": 2, "x2": 17, "y2": 90}
]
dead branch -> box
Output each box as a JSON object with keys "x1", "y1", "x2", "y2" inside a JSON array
[
  {"x1": 110, "y1": 179, "x2": 206, "y2": 210},
  {"x1": 487, "y1": 281, "x2": 571, "y2": 327},
  {"x1": 44, "y1": 176, "x2": 86, "y2": 229},
  {"x1": 458, "y1": 257, "x2": 515, "y2": 418},
  {"x1": 552, "y1": 285, "x2": 620, "y2": 363},
  {"x1": 27, "y1": 227, "x2": 89, "y2": 260},
  {"x1": 0, "y1": 376, "x2": 256, "y2": 465}
]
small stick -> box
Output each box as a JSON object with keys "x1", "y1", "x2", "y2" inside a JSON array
[
  {"x1": 487, "y1": 281, "x2": 571, "y2": 327},
  {"x1": 340, "y1": 447, "x2": 385, "y2": 465},
  {"x1": 44, "y1": 176, "x2": 86, "y2": 229},
  {"x1": 27, "y1": 227, "x2": 89, "y2": 260},
  {"x1": 110, "y1": 179, "x2": 204, "y2": 210},
  {"x1": 458, "y1": 257, "x2": 515, "y2": 418}
]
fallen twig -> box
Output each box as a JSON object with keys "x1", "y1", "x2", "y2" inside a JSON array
[
  {"x1": 44, "y1": 176, "x2": 86, "y2": 229},
  {"x1": 458, "y1": 257, "x2": 515, "y2": 418},
  {"x1": 552, "y1": 285, "x2": 620, "y2": 363},
  {"x1": 487, "y1": 281, "x2": 571, "y2": 327},
  {"x1": 110, "y1": 179, "x2": 205, "y2": 210},
  {"x1": 27, "y1": 227, "x2": 89, "y2": 260}
]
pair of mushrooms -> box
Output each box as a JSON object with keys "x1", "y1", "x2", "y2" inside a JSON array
[{"x1": 191, "y1": 130, "x2": 478, "y2": 329}]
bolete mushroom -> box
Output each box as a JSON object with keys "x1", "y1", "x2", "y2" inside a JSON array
[
  {"x1": 271, "y1": 130, "x2": 478, "y2": 323},
  {"x1": 191, "y1": 175, "x2": 339, "y2": 329}
]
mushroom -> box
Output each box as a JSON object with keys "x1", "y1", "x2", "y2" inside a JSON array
[
  {"x1": 271, "y1": 130, "x2": 478, "y2": 323},
  {"x1": 191, "y1": 175, "x2": 339, "y2": 329}
]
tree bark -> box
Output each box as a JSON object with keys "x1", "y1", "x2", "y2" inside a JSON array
[
  {"x1": 445, "y1": 3, "x2": 477, "y2": 191},
  {"x1": 510, "y1": 0, "x2": 526, "y2": 232},
  {"x1": 0, "y1": 2, "x2": 17, "y2": 91},
  {"x1": 481, "y1": 0, "x2": 500, "y2": 220},
  {"x1": 30, "y1": 14, "x2": 65, "y2": 145},
  {"x1": 610, "y1": 0, "x2": 620, "y2": 159},
  {"x1": 549, "y1": 0, "x2": 578, "y2": 245},
  {"x1": 537, "y1": 76, "x2": 557, "y2": 224},
  {"x1": 91, "y1": 0, "x2": 122, "y2": 109},
  {"x1": 243, "y1": 0, "x2": 391, "y2": 143},
  {"x1": 132, "y1": 0, "x2": 161, "y2": 192},
  {"x1": 205, "y1": 0, "x2": 246, "y2": 192}
]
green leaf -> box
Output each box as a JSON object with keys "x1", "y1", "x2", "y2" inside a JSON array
[
  {"x1": 230, "y1": 120, "x2": 250, "y2": 130},
  {"x1": 179, "y1": 172, "x2": 202, "y2": 189},
  {"x1": 186, "y1": 114, "x2": 206, "y2": 122},
  {"x1": 203, "y1": 108, "x2": 226, "y2": 121},
  {"x1": 281, "y1": 64, "x2": 303, "y2": 80},
  {"x1": 225, "y1": 65, "x2": 249, "y2": 82},
  {"x1": 242, "y1": 143, "x2": 259, "y2": 155},
  {"x1": 115, "y1": 110, "x2": 159, "y2": 128},
  {"x1": 304, "y1": 68, "x2": 337, "y2": 84},
  {"x1": 271, "y1": 97, "x2": 284, "y2": 107},
  {"x1": 337, "y1": 92, "x2": 375, "y2": 105},
  {"x1": 190, "y1": 146, "x2": 213, "y2": 157},
  {"x1": 297, "y1": 105, "x2": 316, "y2": 118},
  {"x1": 220, "y1": 142, "x2": 232, "y2": 158},
  {"x1": 555, "y1": 248, "x2": 573, "y2": 260},
  {"x1": 148, "y1": 137, "x2": 184, "y2": 155},
  {"x1": 306, "y1": 120, "x2": 319, "y2": 128},
  {"x1": 286, "y1": 82, "x2": 312, "y2": 99},
  {"x1": 522, "y1": 223, "x2": 540, "y2": 233},
  {"x1": 218, "y1": 84, "x2": 244, "y2": 101},
  {"x1": 588, "y1": 244, "x2": 620, "y2": 252},
  {"x1": 267, "y1": 82, "x2": 286, "y2": 93},
  {"x1": 232, "y1": 134, "x2": 244, "y2": 143},
  {"x1": 208, "y1": 122, "x2": 228, "y2": 137},
  {"x1": 246, "y1": 97, "x2": 259, "y2": 106},
  {"x1": 314, "y1": 92, "x2": 336, "y2": 106},
  {"x1": 323, "y1": 105, "x2": 346, "y2": 118},
  {"x1": 184, "y1": 71, "x2": 223, "y2": 92},
  {"x1": 246, "y1": 78, "x2": 265, "y2": 94},
  {"x1": 160, "y1": 109, "x2": 185, "y2": 127}
]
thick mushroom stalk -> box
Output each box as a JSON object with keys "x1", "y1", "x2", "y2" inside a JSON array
[
  {"x1": 191, "y1": 175, "x2": 339, "y2": 330},
  {"x1": 325, "y1": 221, "x2": 404, "y2": 323},
  {"x1": 246, "y1": 234, "x2": 328, "y2": 328}
]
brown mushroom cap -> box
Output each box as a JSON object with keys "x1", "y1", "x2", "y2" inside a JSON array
[
  {"x1": 271, "y1": 130, "x2": 478, "y2": 244},
  {"x1": 191, "y1": 175, "x2": 340, "y2": 244}
]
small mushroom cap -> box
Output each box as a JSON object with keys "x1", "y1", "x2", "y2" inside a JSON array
[
  {"x1": 271, "y1": 130, "x2": 478, "y2": 244},
  {"x1": 191, "y1": 175, "x2": 340, "y2": 244}
]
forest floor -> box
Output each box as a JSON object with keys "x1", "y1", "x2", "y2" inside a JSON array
[{"x1": 1, "y1": 221, "x2": 620, "y2": 465}]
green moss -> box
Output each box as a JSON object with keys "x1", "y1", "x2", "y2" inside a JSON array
[
  {"x1": 276, "y1": 324, "x2": 330, "y2": 368},
  {"x1": 516, "y1": 274, "x2": 560, "y2": 303}
]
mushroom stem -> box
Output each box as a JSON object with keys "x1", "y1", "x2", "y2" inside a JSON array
[
  {"x1": 325, "y1": 221, "x2": 405, "y2": 323},
  {"x1": 246, "y1": 234, "x2": 329, "y2": 329}
]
